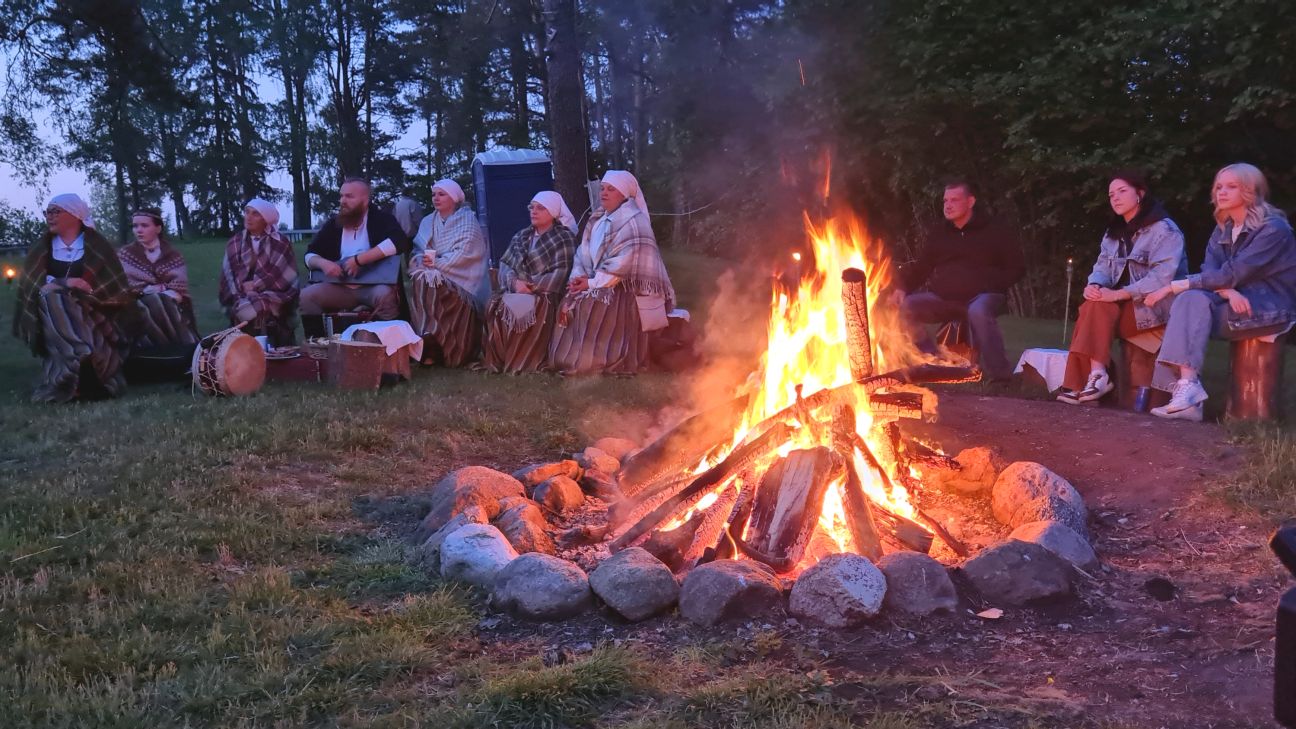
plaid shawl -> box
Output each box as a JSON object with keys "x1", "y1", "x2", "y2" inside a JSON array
[
  {"x1": 498, "y1": 224, "x2": 577, "y2": 295},
  {"x1": 573, "y1": 200, "x2": 675, "y2": 308},
  {"x1": 118, "y1": 240, "x2": 190, "y2": 302},
  {"x1": 219, "y1": 229, "x2": 299, "y2": 316},
  {"x1": 412, "y1": 207, "x2": 491, "y2": 308},
  {"x1": 13, "y1": 227, "x2": 133, "y2": 355}
]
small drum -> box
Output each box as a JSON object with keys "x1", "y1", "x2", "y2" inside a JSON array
[{"x1": 192, "y1": 327, "x2": 267, "y2": 397}]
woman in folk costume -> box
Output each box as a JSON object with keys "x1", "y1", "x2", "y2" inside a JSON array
[
  {"x1": 12, "y1": 194, "x2": 134, "y2": 402},
  {"x1": 219, "y1": 199, "x2": 299, "y2": 343},
  {"x1": 410, "y1": 178, "x2": 490, "y2": 366},
  {"x1": 550, "y1": 170, "x2": 675, "y2": 375},
  {"x1": 483, "y1": 191, "x2": 579, "y2": 373},
  {"x1": 117, "y1": 208, "x2": 200, "y2": 351}
]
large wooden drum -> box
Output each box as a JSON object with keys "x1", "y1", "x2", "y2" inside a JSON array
[{"x1": 192, "y1": 327, "x2": 267, "y2": 397}]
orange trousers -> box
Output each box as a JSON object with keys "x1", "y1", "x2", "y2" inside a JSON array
[{"x1": 1063, "y1": 299, "x2": 1151, "y2": 391}]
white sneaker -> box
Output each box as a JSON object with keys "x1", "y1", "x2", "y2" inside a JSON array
[
  {"x1": 1151, "y1": 379, "x2": 1208, "y2": 419},
  {"x1": 1075, "y1": 370, "x2": 1114, "y2": 402}
]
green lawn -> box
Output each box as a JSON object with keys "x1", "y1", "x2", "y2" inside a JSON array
[{"x1": 0, "y1": 240, "x2": 1285, "y2": 727}]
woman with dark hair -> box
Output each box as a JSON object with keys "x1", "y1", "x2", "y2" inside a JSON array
[
  {"x1": 12, "y1": 194, "x2": 134, "y2": 402},
  {"x1": 1056, "y1": 171, "x2": 1187, "y2": 404},
  {"x1": 118, "y1": 208, "x2": 200, "y2": 350},
  {"x1": 1143, "y1": 163, "x2": 1296, "y2": 420}
]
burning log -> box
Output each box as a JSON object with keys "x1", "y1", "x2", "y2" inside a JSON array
[
  {"x1": 679, "y1": 485, "x2": 741, "y2": 567},
  {"x1": 616, "y1": 393, "x2": 751, "y2": 498},
  {"x1": 872, "y1": 508, "x2": 935, "y2": 553},
  {"x1": 841, "y1": 268, "x2": 874, "y2": 380},
  {"x1": 840, "y1": 459, "x2": 885, "y2": 561},
  {"x1": 641, "y1": 513, "x2": 705, "y2": 570},
  {"x1": 609, "y1": 422, "x2": 792, "y2": 551},
  {"x1": 740, "y1": 447, "x2": 844, "y2": 573},
  {"x1": 867, "y1": 391, "x2": 925, "y2": 420}
]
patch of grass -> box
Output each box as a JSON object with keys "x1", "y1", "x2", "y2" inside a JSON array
[
  {"x1": 445, "y1": 644, "x2": 641, "y2": 728},
  {"x1": 1220, "y1": 422, "x2": 1296, "y2": 518}
]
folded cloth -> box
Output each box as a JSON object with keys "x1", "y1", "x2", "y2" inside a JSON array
[
  {"x1": 500, "y1": 292, "x2": 538, "y2": 332},
  {"x1": 1013, "y1": 347, "x2": 1069, "y2": 392},
  {"x1": 668, "y1": 308, "x2": 690, "y2": 321},
  {"x1": 341, "y1": 320, "x2": 424, "y2": 361}
]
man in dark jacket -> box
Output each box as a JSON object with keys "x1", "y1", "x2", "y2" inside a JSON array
[
  {"x1": 301, "y1": 178, "x2": 413, "y2": 320},
  {"x1": 893, "y1": 179, "x2": 1025, "y2": 380}
]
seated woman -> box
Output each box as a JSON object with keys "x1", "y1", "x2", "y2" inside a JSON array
[
  {"x1": 410, "y1": 179, "x2": 490, "y2": 366},
  {"x1": 1144, "y1": 163, "x2": 1296, "y2": 420},
  {"x1": 219, "y1": 198, "x2": 299, "y2": 343},
  {"x1": 550, "y1": 170, "x2": 675, "y2": 376},
  {"x1": 1057, "y1": 172, "x2": 1186, "y2": 403},
  {"x1": 118, "y1": 208, "x2": 200, "y2": 351},
  {"x1": 483, "y1": 191, "x2": 579, "y2": 373},
  {"x1": 13, "y1": 194, "x2": 133, "y2": 403}
]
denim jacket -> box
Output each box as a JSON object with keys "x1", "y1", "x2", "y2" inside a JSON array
[
  {"x1": 1188, "y1": 214, "x2": 1296, "y2": 333},
  {"x1": 1087, "y1": 218, "x2": 1188, "y2": 330}
]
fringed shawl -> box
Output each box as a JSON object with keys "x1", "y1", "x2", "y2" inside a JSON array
[
  {"x1": 412, "y1": 207, "x2": 491, "y2": 309},
  {"x1": 13, "y1": 227, "x2": 133, "y2": 355},
  {"x1": 498, "y1": 224, "x2": 578, "y2": 295},
  {"x1": 118, "y1": 241, "x2": 191, "y2": 302},
  {"x1": 218, "y1": 229, "x2": 299, "y2": 315},
  {"x1": 572, "y1": 200, "x2": 675, "y2": 309}
]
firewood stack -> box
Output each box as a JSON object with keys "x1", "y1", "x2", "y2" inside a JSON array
[{"x1": 606, "y1": 268, "x2": 978, "y2": 576}]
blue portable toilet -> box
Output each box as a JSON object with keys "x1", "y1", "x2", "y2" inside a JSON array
[{"x1": 472, "y1": 149, "x2": 554, "y2": 264}]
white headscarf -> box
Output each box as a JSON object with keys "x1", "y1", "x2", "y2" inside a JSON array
[
  {"x1": 244, "y1": 198, "x2": 281, "y2": 231},
  {"x1": 433, "y1": 178, "x2": 465, "y2": 205},
  {"x1": 47, "y1": 193, "x2": 95, "y2": 229},
  {"x1": 601, "y1": 170, "x2": 649, "y2": 217},
  {"x1": 531, "y1": 191, "x2": 577, "y2": 232}
]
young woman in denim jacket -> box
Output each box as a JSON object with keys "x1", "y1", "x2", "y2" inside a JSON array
[
  {"x1": 1144, "y1": 163, "x2": 1296, "y2": 420},
  {"x1": 1057, "y1": 172, "x2": 1187, "y2": 404}
]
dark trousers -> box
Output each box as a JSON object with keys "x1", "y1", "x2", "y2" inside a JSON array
[{"x1": 901, "y1": 292, "x2": 1011, "y2": 379}]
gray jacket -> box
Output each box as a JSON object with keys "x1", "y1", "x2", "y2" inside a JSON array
[
  {"x1": 1189, "y1": 214, "x2": 1296, "y2": 332},
  {"x1": 1087, "y1": 218, "x2": 1188, "y2": 330}
]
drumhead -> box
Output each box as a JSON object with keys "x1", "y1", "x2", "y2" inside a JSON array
[{"x1": 214, "y1": 334, "x2": 267, "y2": 396}]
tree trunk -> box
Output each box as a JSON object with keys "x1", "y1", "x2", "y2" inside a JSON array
[{"x1": 542, "y1": 0, "x2": 587, "y2": 214}]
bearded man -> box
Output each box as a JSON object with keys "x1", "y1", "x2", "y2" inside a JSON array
[{"x1": 301, "y1": 178, "x2": 412, "y2": 321}]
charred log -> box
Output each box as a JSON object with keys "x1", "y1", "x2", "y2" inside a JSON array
[
  {"x1": 616, "y1": 393, "x2": 751, "y2": 498},
  {"x1": 867, "y1": 391, "x2": 925, "y2": 420},
  {"x1": 743, "y1": 447, "x2": 844, "y2": 573}
]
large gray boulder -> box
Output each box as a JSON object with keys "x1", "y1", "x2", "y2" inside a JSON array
[
  {"x1": 991, "y1": 462, "x2": 1088, "y2": 536},
  {"x1": 418, "y1": 467, "x2": 525, "y2": 539},
  {"x1": 961, "y1": 539, "x2": 1074, "y2": 605},
  {"x1": 1009, "y1": 520, "x2": 1098, "y2": 570},
  {"x1": 492, "y1": 497, "x2": 555, "y2": 555},
  {"x1": 679, "y1": 560, "x2": 784, "y2": 627},
  {"x1": 532, "y1": 476, "x2": 585, "y2": 513},
  {"x1": 878, "y1": 552, "x2": 959, "y2": 616},
  {"x1": 589, "y1": 547, "x2": 679, "y2": 621},
  {"x1": 789, "y1": 554, "x2": 887, "y2": 628},
  {"x1": 440, "y1": 524, "x2": 518, "y2": 588},
  {"x1": 493, "y1": 553, "x2": 592, "y2": 620},
  {"x1": 415, "y1": 504, "x2": 488, "y2": 572}
]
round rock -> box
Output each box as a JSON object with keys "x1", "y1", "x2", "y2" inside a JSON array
[
  {"x1": 415, "y1": 504, "x2": 488, "y2": 572},
  {"x1": 991, "y1": 462, "x2": 1088, "y2": 535},
  {"x1": 878, "y1": 552, "x2": 958, "y2": 615},
  {"x1": 592, "y1": 437, "x2": 638, "y2": 461},
  {"x1": 679, "y1": 560, "x2": 784, "y2": 627},
  {"x1": 492, "y1": 497, "x2": 555, "y2": 555},
  {"x1": 513, "y1": 460, "x2": 582, "y2": 488},
  {"x1": 928, "y1": 447, "x2": 1005, "y2": 495},
  {"x1": 439, "y1": 523, "x2": 518, "y2": 588},
  {"x1": 789, "y1": 553, "x2": 887, "y2": 628},
  {"x1": 533, "y1": 475, "x2": 585, "y2": 513},
  {"x1": 419, "y1": 466, "x2": 525, "y2": 539},
  {"x1": 576, "y1": 447, "x2": 621, "y2": 475},
  {"x1": 1009, "y1": 520, "x2": 1098, "y2": 570},
  {"x1": 961, "y1": 539, "x2": 1073, "y2": 605},
  {"x1": 589, "y1": 547, "x2": 679, "y2": 621},
  {"x1": 493, "y1": 553, "x2": 592, "y2": 620}
]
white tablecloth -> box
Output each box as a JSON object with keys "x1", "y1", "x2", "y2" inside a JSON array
[
  {"x1": 1014, "y1": 347, "x2": 1069, "y2": 392},
  {"x1": 341, "y1": 320, "x2": 424, "y2": 361}
]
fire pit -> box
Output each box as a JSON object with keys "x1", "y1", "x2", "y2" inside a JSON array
[{"x1": 414, "y1": 214, "x2": 1096, "y2": 626}]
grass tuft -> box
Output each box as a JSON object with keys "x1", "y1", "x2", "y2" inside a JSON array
[{"x1": 1221, "y1": 423, "x2": 1296, "y2": 518}]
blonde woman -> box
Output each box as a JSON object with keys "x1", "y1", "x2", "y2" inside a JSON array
[{"x1": 1144, "y1": 163, "x2": 1296, "y2": 420}]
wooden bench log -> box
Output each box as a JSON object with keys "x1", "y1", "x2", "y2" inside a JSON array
[{"x1": 1227, "y1": 335, "x2": 1287, "y2": 420}]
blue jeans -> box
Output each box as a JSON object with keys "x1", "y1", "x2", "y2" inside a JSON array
[
  {"x1": 1157, "y1": 289, "x2": 1286, "y2": 373},
  {"x1": 901, "y1": 292, "x2": 1011, "y2": 379}
]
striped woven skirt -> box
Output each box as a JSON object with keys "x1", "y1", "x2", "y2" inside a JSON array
[
  {"x1": 483, "y1": 292, "x2": 559, "y2": 373},
  {"x1": 410, "y1": 275, "x2": 481, "y2": 367},
  {"x1": 133, "y1": 293, "x2": 199, "y2": 350},
  {"x1": 549, "y1": 286, "x2": 649, "y2": 376},
  {"x1": 34, "y1": 290, "x2": 127, "y2": 403}
]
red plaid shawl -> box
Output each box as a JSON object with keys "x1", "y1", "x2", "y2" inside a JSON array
[
  {"x1": 218, "y1": 230, "x2": 299, "y2": 316},
  {"x1": 118, "y1": 240, "x2": 191, "y2": 302}
]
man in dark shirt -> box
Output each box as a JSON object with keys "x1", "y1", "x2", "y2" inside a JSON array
[{"x1": 893, "y1": 179, "x2": 1025, "y2": 381}]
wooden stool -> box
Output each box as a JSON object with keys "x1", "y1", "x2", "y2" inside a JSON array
[
  {"x1": 351, "y1": 330, "x2": 412, "y2": 383},
  {"x1": 328, "y1": 340, "x2": 386, "y2": 390},
  {"x1": 1116, "y1": 339, "x2": 1170, "y2": 411},
  {"x1": 1226, "y1": 335, "x2": 1286, "y2": 420},
  {"x1": 936, "y1": 318, "x2": 976, "y2": 361}
]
